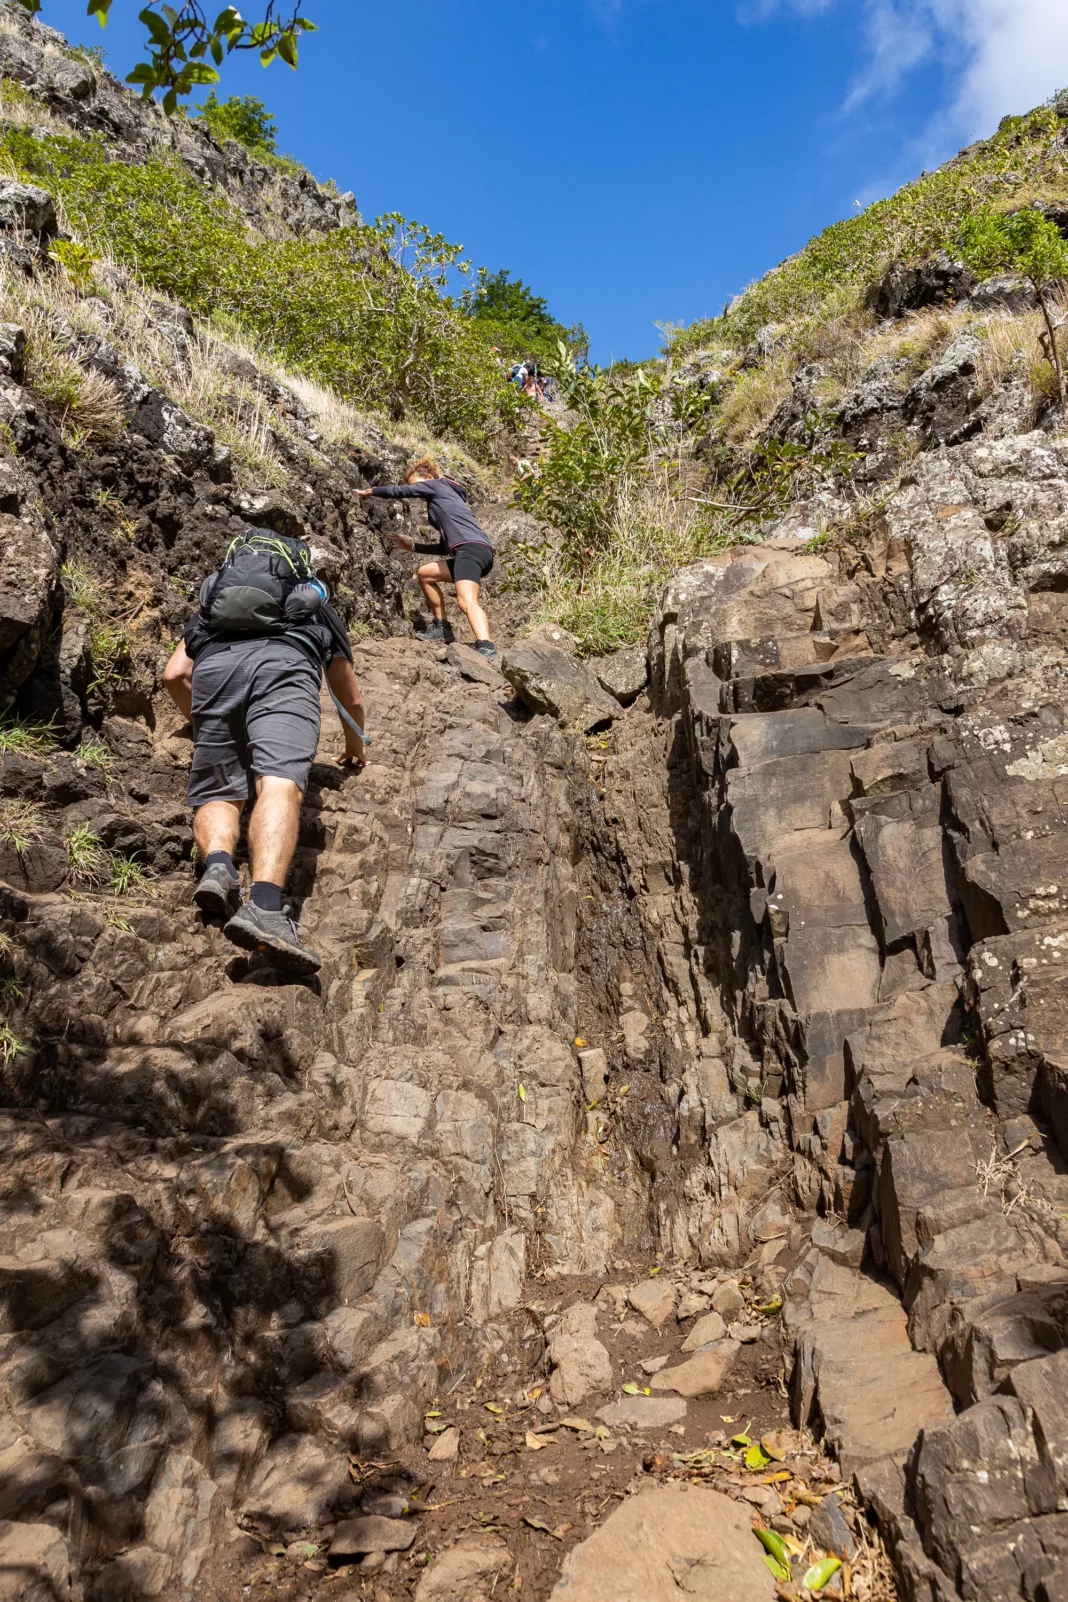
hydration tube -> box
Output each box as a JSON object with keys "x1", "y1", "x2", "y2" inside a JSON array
[{"x1": 328, "y1": 682, "x2": 371, "y2": 748}]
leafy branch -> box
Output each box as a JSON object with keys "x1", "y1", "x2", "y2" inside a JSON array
[{"x1": 12, "y1": 2, "x2": 316, "y2": 113}]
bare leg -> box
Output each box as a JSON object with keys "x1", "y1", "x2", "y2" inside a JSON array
[
  {"x1": 455, "y1": 578, "x2": 491, "y2": 642},
  {"x1": 416, "y1": 560, "x2": 450, "y2": 621},
  {"x1": 194, "y1": 798, "x2": 243, "y2": 862},
  {"x1": 248, "y1": 775, "x2": 303, "y2": 887}
]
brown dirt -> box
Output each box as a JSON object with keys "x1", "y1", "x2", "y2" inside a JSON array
[{"x1": 217, "y1": 1260, "x2": 897, "y2": 1602}]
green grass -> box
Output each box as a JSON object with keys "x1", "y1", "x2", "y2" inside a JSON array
[
  {"x1": 108, "y1": 855, "x2": 154, "y2": 896},
  {"x1": 0, "y1": 931, "x2": 13, "y2": 962},
  {"x1": 801, "y1": 531, "x2": 830, "y2": 553},
  {"x1": 66, "y1": 823, "x2": 107, "y2": 884},
  {"x1": 61, "y1": 561, "x2": 102, "y2": 612},
  {"x1": 87, "y1": 622, "x2": 132, "y2": 692},
  {"x1": 668, "y1": 98, "x2": 1068, "y2": 356},
  {"x1": 0, "y1": 719, "x2": 57, "y2": 758},
  {"x1": 0, "y1": 1022, "x2": 23, "y2": 1063},
  {"x1": 0, "y1": 800, "x2": 43, "y2": 854},
  {"x1": 77, "y1": 739, "x2": 114, "y2": 772},
  {"x1": 0, "y1": 977, "x2": 23, "y2": 1006}
]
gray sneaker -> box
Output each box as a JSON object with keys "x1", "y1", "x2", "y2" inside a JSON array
[
  {"x1": 423, "y1": 619, "x2": 455, "y2": 643},
  {"x1": 472, "y1": 639, "x2": 499, "y2": 660},
  {"x1": 222, "y1": 900, "x2": 322, "y2": 975},
  {"x1": 194, "y1": 862, "x2": 241, "y2": 917}
]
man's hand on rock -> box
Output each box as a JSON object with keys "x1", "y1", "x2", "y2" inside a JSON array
[
  {"x1": 336, "y1": 737, "x2": 365, "y2": 769},
  {"x1": 356, "y1": 487, "x2": 373, "y2": 499},
  {"x1": 389, "y1": 531, "x2": 414, "y2": 551}
]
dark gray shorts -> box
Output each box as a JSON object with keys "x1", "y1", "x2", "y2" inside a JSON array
[{"x1": 187, "y1": 637, "x2": 321, "y2": 808}]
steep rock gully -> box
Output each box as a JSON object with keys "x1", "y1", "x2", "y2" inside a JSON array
[{"x1": 12, "y1": 444, "x2": 1068, "y2": 1601}]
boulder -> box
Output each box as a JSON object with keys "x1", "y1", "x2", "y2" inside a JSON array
[
  {"x1": 590, "y1": 644, "x2": 647, "y2": 705},
  {"x1": 866, "y1": 252, "x2": 974, "y2": 320},
  {"x1": 446, "y1": 641, "x2": 503, "y2": 686},
  {"x1": 650, "y1": 1339, "x2": 741, "y2": 1398},
  {"x1": 548, "y1": 1301, "x2": 614, "y2": 1405},
  {"x1": 0, "y1": 1520, "x2": 75, "y2": 1602},
  {"x1": 143, "y1": 1449, "x2": 226, "y2": 1592},
  {"x1": 0, "y1": 181, "x2": 57, "y2": 240},
  {"x1": 130, "y1": 388, "x2": 215, "y2": 475},
  {"x1": 550, "y1": 1485, "x2": 775, "y2": 1600},
  {"x1": 627, "y1": 1278, "x2": 677, "y2": 1330},
  {"x1": 415, "y1": 1535, "x2": 511, "y2": 1602},
  {"x1": 330, "y1": 1513, "x2": 418, "y2": 1556},
  {"x1": 243, "y1": 1433, "x2": 351, "y2": 1530},
  {"x1": 681, "y1": 1309, "x2": 727, "y2": 1351},
  {"x1": 596, "y1": 1394, "x2": 687, "y2": 1429},
  {"x1": 502, "y1": 643, "x2": 617, "y2": 732},
  {"x1": 0, "y1": 325, "x2": 26, "y2": 383},
  {"x1": 0, "y1": 517, "x2": 56, "y2": 710}
]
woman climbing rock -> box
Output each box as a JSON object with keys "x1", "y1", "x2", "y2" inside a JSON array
[{"x1": 359, "y1": 458, "x2": 498, "y2": 659}]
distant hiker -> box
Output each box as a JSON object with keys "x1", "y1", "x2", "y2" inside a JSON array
[
  {"x1": 521, "y1": 360, "x2": 539, "y2": 398},
  {"x1": 509, "y1": 361, "x2": 525, "y2": 386},
  {"x1": 162, "y1": 526, "x2": 368, "y2": 976},
  {"x1": 358, "y1": 458, "x2": 498, "y2": 659}
]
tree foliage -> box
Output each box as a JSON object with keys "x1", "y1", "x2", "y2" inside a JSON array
[
  {"x1": 12, "y1": 1, "x2": 315, "y2": 112},
  {"x1": 464, "y1": 267, "x2": 587, "y2": 367}
]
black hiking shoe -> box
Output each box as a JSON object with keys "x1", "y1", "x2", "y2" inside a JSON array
[
  {"x1": 194, "y1": 862, "x2": 241, "y2": 918},
  {"x1": 472, "y1": 640, "x2": 499, "y2": 660},
  {"x1": 422, "y1": 619, "x2": 454, "y2": 643},
  {"x1": 222, "y1": 900, "x2": 322, "y2": 975}
]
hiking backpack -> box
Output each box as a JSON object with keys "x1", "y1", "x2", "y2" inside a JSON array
[{"x1": 198, "y1": 528, "x2": 327, "y2": 635}]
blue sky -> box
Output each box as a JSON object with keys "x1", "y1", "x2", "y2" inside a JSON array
[{"x1": 37, "y1": 0, "x2": 1068, "y2": 362}]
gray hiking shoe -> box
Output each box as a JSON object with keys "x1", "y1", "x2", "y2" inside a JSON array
[
  {"x1": 422, "y1": 619, "x2": 455, "y2": 643},
  {"x1": 194, "y1": 862, "x2": 241, "y2": 918},
  {"x1": 472, "y1": 639, "x2": 499, "y2": 660},
  {"x1": 222, "y1": 900, "x2": 322, "y2": 975}
]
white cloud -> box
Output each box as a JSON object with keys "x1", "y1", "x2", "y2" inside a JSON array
[{"x1": 758, "y1": 0, "x2": 1068, "y2": 139}]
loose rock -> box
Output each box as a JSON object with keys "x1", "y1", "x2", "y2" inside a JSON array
[{"x1": 550, "y1": 1485, "x2": 775, "y2": 1599}]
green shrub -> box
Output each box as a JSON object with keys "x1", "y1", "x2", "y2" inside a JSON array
[
  {"x1": 0, "y1": 127, "x2": 516, "y2": 455},
  {"x1": 519, "y1": 348, "x2": 661, "y2": 550},
  {"x1": 197, "y1": 91, "x2": 278, "y2": 153},
  {"x1": 48, "y1": 238, "x2": 99, "y2": 290}
]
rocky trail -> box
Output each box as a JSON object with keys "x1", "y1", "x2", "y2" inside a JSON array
[{"x1": 3, "y1": 5, "x2": 1068, "y2": 1599}]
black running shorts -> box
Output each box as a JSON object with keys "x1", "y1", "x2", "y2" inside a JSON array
[
  {"x1": 446, "y1": 543, "x2": 495, "y2": 584},
  {"x1": 187, "y1": 637, "x2": 321, "y2": 807}
]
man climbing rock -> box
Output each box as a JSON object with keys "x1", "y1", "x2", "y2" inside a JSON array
[
  {"x1": 359, "y1": 458, "x2": 499, "y2": 659},
  {"x1": 162, "y1": 527, "x2": 367, "y2": 975}
]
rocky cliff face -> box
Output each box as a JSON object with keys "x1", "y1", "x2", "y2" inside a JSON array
[{"x1": 3, "y1": 7, "x2": 1068, "y2": 1600}]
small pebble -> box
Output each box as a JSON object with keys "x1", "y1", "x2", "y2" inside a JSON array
[
  {"x1": 792, "y1": 1504, "x2": 812, "y2": 1529},
  {"x1": 639, "y1": 1354, "x2": 670, "y2": 1375}
]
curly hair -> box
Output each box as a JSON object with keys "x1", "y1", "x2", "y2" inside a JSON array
[{"x1": 406, "y1": 456, "x2": 442, "y2": 481}]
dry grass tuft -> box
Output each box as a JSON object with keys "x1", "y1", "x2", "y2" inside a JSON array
[
  {"x1": 531, "y1": 468, "x2": 737, "y2": 654},
  {"x1": 716, "y1": 355, "x2": 793, "y2": 444}
]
